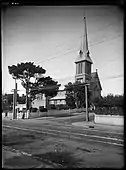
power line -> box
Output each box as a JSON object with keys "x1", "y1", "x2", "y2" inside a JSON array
[
  {"x1": 35, "y1": 22, "x2": 118, "y2": 65},
  {"x1": 89, "y1": 34, "x2": 121, "y2": 47},
  {"x1": 36, "y1": 34, "x2": 121, "y2": 65},
  {"x1": 36, "y1": 48, "x2": 80, "y2": 64},
  {"x1": 53, "y1": 72, "x2": 123, "y2": 85},
  {"x1": 13, "y1": 74, "x2": 123, "y2": 94}
]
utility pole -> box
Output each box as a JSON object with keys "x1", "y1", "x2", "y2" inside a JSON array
[
  {"x1": 65, "y1": 82, "x2": 90, "y2": 121},
  {"x1": 12, "y1": 88, "x2": 15, "y2": 119},
  {"x1": 12, "y1": 78, "x2": 18, "y2": 119},
  {"x1": 85, "y1": 84, "x2": 88, "y2": 122}
]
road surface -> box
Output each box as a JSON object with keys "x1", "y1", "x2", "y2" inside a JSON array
[{"x1": 2, "y1": 117, "x2": 124, "y2": 168}]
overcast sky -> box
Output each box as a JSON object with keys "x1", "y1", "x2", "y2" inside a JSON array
[{"x1": 2, "y1": 6, "x2": 123, "y2": 96}]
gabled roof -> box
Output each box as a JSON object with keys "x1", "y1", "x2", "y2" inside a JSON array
[
  {"x1": 50, "y1": 96, "x2": 66, "y2": 100},
  {"x1": 90, "y1": 71, "x2": 102, "y2": 90},
  {"x1": 49, "y1": 90, "x2": 66, "y2": 100}
]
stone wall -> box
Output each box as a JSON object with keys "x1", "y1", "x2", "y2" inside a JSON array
[{"x1": 94, "y1": 114, "x2": 124, "y2": 126}]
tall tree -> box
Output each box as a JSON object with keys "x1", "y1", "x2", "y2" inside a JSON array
[
  {"x1": 8, "y1": 62, "x2": 60, "y2": 110},
  {"x1": 65, "y1": 81, "x2": 91, "y2": 109},
  {"x1": 30, "y1": 76, "x2": 60, "y2": 108},
  {"x1": 8, "y1": 62, "x2": 46, "y2": 110}
]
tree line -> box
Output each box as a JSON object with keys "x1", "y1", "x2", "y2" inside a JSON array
[{"x1": 3, "y1": 61, "x2": 123, "y2": 115}]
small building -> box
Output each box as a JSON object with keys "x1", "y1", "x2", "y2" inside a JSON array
[{"x1": 49, "y1": 90, "x2": 66, "y2": 106}]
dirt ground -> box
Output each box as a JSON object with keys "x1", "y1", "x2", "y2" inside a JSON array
[{"x1": 2, "y1": 126, "x2": 124, "y2": 168}]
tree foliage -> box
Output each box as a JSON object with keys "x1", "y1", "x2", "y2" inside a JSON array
[
  {"x1": 17, "y1": 94, "x2": 26, "y2": 104},
  {"x1": 30, "y1": 76, "x2": 60, "y2": 100},
  {"x1": 93, "y1": 94, "x2": 124, "y2": 108},
  {"x1": 2, "y1": 94, "x2": 13, "y2": 112},
  {"x1": 8, "y1": 62, "x2": 60, "y2": 109},
  {"x1": 65, "y1": 81, "x2": 91, "y2": 108},
  {"x1": 65, "y1": 94, "x2": 76, "y2": 109},
  {"x1": 8, "y1": 62, "x2": 46, "y2": 80}
]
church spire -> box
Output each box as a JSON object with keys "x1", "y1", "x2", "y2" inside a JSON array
[
  {"x1": 81, "y1": 16, "x2": 89, "y2": 54},
  {"x1": 76, "y1": 16, "x2": 93, "y2": 64}
]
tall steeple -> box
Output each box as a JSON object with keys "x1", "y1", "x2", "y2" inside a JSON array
[
  {"x1": 80, "y1": 17, "x2": 88, "y2": 54},
  {"x1": 75, "y1": 15, "x2": 93, "y2": 83},
  {"x1": 76, "y1": 16, "x2": 93, "y2": 64}
]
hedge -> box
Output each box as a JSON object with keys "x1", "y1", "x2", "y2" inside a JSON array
[
  {"x1": 95, "y1": 106, "x2": 123, "y2": 116},
  {"x1": 39, "y1": 106, "x2": 48, "y2": 112},
  {"x1": 31, "y1": 107, "x2": 38, "y2": 112}
]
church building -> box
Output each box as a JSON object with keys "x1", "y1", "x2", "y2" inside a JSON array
[
  {"x1": 32, "y1": 16, "x2": 102, "y2": 109},
  {"x1": 75, "y1": 16, "x2": 102, "y2": 100}
]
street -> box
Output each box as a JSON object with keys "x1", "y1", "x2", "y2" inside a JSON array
[{"x1": 2, "y1": 116, "x2": 124, "y2": 168}]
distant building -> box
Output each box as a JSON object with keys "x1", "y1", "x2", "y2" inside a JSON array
[
  {"x1": 15, "y1": 103, "x2": 26, "y2": 113},
  {"x1": 49, "y1": 90, "x2": 66, "y2": 106},
  {"x1": 31, "y1": 93, "x2": 46, "y2": 109}
]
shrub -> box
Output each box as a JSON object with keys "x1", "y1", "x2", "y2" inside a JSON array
[
  {"x1": 39, "y1": 106, "x2": 44, "y2": 111},
  {"x1": 56, "y1": 104, "x2": 68, "y2": 110},
  {"x1": 31, "y1": 107, "x2": 38, "y2": 112},
  {"x1": 50, "y1": 104, "x2": 56, "y2": 109},
  {"x1": 95, "y1": 106, "x2": 123, "y2": 115},
  {"x1": 39, "y1": 106, "x2": 48, "y2": 112}
]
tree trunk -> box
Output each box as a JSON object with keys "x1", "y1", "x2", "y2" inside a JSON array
[
  {"x1": 26, "y1": 88, "x2": 29, "y2": 110},
  {"x1": 46, "y1": 96, "x2": 51, "y2": 110}
]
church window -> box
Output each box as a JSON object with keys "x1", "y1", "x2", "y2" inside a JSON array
[
  {"x1": 86, "y1": 62, "x2": 91, "y2": 74},
  {"x1": 78, "y1": 62, "x2": 82, "y2": 74},
  {"x1": 78, "y1": 63, "x2": 79, "y2": 74},
  {"x1": 80, "y1": 63, "x2": 82, "y2": 73}
]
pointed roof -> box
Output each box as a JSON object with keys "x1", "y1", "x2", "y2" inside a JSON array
[
  {"x1": 81, "y1": 16, "x2": 88, "y2": 54},
  {"x1": 90, "y1": 71, "x2": 102, "y2": 90},
  {"x1": 75, "y1": 16, "x2": 93, "y2": 64}
]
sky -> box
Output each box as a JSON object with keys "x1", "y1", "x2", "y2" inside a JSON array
[{"x1": 2, "y1": 6, "x2": 124, "y2": 96}]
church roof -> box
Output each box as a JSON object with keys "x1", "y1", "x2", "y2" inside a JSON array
[
  {"x1": 90, "y1": 71, "x2": 102, "y2": 90},
  {"x1": 75, "y1": 52, "x2": 93, "y2": 64}
]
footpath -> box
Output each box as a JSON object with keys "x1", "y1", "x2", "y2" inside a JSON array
[{"x1": 72, "y1": 121, "x2": 123, "y2": 133}]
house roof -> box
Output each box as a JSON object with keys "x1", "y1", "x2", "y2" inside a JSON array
[{"x1": 50, "y1": 96, "x2": 66, "y2": 100}]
